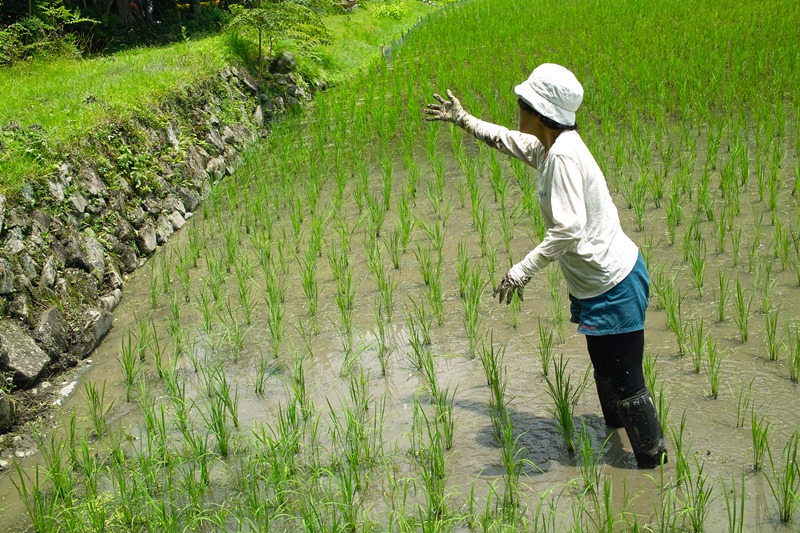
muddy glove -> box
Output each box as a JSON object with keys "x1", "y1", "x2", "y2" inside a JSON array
[
  {"x1": 493, "y1": 272, "x2": 531, "y2": 305},
  {"x1": 424, "y1": 90, "x2": 468, "y2": 125}
]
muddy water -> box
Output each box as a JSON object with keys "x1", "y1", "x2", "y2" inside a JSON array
[{"x1": 2, "y1": 130, "x2": 800, "y2": 531}]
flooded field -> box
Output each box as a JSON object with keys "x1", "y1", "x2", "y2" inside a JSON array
[{"x1": 1, "y1": 0, "x2": 799, "y2": 531}]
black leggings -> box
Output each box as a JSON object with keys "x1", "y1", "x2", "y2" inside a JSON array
[{"x1": 585, "y1": 330, "x2": 647, "y2": 400}]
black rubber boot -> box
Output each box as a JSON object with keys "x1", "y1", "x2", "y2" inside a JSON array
[
  {"x1": 617, "y1": 390, "x2": 668, "y2": 469},
  {"x1": 594, "y1": 372, "x2": 624, "y2": 428}
]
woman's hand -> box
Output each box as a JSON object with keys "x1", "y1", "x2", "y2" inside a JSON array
[
  {"x1": 424, "y1": 90, "x2": 467, "y2": 124},
  {"x1": 493, "y1": 272, "x2": 531, "y2": 305}
]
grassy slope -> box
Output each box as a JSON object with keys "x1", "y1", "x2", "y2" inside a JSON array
[{"x1": 0, "y1": 1, "x2": 435, "y2": 194}]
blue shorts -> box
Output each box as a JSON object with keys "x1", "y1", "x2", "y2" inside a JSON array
[{"x1": 569, "y1": 253, "x2": 649, "y2": 336}]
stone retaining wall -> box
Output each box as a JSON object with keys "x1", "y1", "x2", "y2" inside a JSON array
[{"x1": 0, "y1": 56, "x2": 310, "y2": 431}]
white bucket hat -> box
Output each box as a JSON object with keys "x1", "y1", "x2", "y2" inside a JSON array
[{"x1": 514, "y1": 63, "x2": 584, "y2": 127}]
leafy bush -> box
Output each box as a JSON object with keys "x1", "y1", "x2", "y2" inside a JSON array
[
  {"x1": 373, "y1": 1, "x2": 410, "y2": 20},
  {"x1": 0, "y1": 0, "x2": 96, "y2": 66},
  {"x1": 227, "y1": 1, "x2": 331, "y2": 73}
]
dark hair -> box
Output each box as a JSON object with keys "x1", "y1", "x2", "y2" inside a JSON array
[{"x1": 518, "y1": 98, "x2": 578, "y2": 131}]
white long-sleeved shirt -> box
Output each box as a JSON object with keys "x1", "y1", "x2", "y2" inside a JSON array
[{"x1": 461, "y1": 115, "x2": 639, "y2": 299}]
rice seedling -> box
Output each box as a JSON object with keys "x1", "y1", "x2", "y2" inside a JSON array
[
  {"x1": 765, "y1": 307, "x2": 781, "y2": 361},
  {"x1": 254, "y1": 349, "x2": 273, "y2": 396},
  {"x1": 235, "y1": 259, "x2": 256, "y2": 326},
  {"x1": 751, "y1": 412, "x2": 770, "y2": 472},
  {"x1": 772, "y1": 221, "x2": 791, "y2": 271},
  {"x1": 12, "y1": 464, "x2": 58, "y2": 533},
  {"x1": 688, "y1": 239, "x2": 706, "y2": 298},
  {"x1": 577, "y1": 423, "x2": 602, "y2": 495},
  {"x1": 664, "y1": 282, "x2": 690, "y2": 356},
  {"x1": 218, "y1": 298, "x2": 248, "y2": 362},
  {"x1": 498, "y1": 417, "x2": 529, "y2": 517},
  {"x1": 499, "y1": 206, "x2": 514, "y2": 253},
  {"x1": 632, "y1": 180, "x2": 647, "y2": 231},
  {"x1": 414, "y1": 243, "x2": 434, "y2": 287},
  {"x1": 787, "y1": 321, "x2": 800, "y2": 383},
  {"x1": 485, "y1": 244, "x2": 498, "y2": 288},
  {"x1": 336, "y1": 260, "x2": 357, "y2": 328},
  {"x1": 205, "y1": 249, "x2": 226, "y2": 304},
  {"x1": 375, "y1": 267, "x2": 398, "y2": 324},
  {"x1": 456, "y1": 239, "x2": 469, "y2": 299},
  {"x1": 690, "y1": 318, "x2": 705, "y2": 374},
  {"x1": 366, "y1": 191, "x2": 387, "y2": 238},
  {"x1": 196, "y1": 382, "x2": 232, "y2": 458},
  {"x1": 83, "y1": 380, "x2": 113, "y2": 438},
  {"x1": 404, "y1": 153, "x2": 421, "y2": 200},
  {"x1": 765, "y1": 431, "x2": 799, "y2": 524},
  {"x1": 407, "y1": 314, "x2": 437, "y2": 399},
  {"x1": 159, "y1": 253, "x2": 172, "y2": 295},
  {"x1": 188, "y1": 223, "x2": 204, "y2": 267},
  {"x1": 417, "y1": 213, "x2": 447, "y2": 256},
  {"x1": 546, "y1": 267, "x2": 566, "y2": 339},
  {"x1": 479, "y1": 331, "x2": 509, "y2": 442},
  {"x1": 148, "y1": 317, "x2": 168, "y2": 379},
  {"x1": 299, "y1": 256, "x2": 319, "y2": 318},
  {"x1": 149, "y1": 262, "x2": 159, "y2": 310},
  {"x1": 475, "y1": 206, "x2": 491, "y2": 257},
  {"x1": 289, "y1": 194, "x2": 304, "y2": 251},
  {"x1": 462, "y1": 264, "x2": 485, "y2": 358},
  {"x1": 174, "y1": 247, "x2": 192, "y2": 303},
  {"x1": 705, "y1": 336, "x2": 722, "y2": 399},
  {"x1": 537, "y1": 319, "x2": 555, "y2": 377},
  {"x1": 655, "y1": 383, "x2": 671, "y2": 436},
  {"x1": 290, "y1": 350, "x2": 312, "y2": 420},
  {"x1": 374, "y1": 303, "x2": 393, "y2": 377},
  {"x1": 730, "y1": 228, "x2": 742, "y2": 267},
  {"x1": 734, "y1": 378, "x2": 754, "y2": 428},
  {"x1": 196, "y1": 283, "x2": 214, "y2": 343},
  {"x1": 683, "y1": 458, "x2": 714, "y2": 533},
  {"x1": 386, "y1": 227, "x2": 403, "y2": 270},
  {"x1": 30, "y1": 426, "x2": 73, "y2": 506},
  {"x1": 433, "y1": 384, "x2": 457, "y2": 451},
  {"x1": 665, "y1": 187, "x2": 682, "y2": 245},
  {"x1": 275, "y1": 228, "x2": 289, "y2": 277},
  {"x1": 427, "y1": 258, "x2": 445, "y2": 327},
  {"x1": 543, "y1": 354, "x2": 590, "y2": 454},
  {"x1": 733, "y1": 276, "x2": 751, "y2": 342},
  {"x1": 716, "y1": 270, "x2": 730, "y2": 322},
  {"x1": 643, "y1": 351, "x2": 659, "y2": 394},
  {"x1": 469, "y1": 178, "x2": 482, "y2": 226},
  {"x1": 412, "y1": 399, "x2": 448, "y2": 521},
  {"x1": 669, "y1": 411, "x2": 691, "y2": 487},
  {"x1": 722, "y1": 473, "x2": 747, "y2": 533},
  {"x1": 397, "y1": 192, "x2": 415, "y2": 253},
  {"x1": 119, "y1": 330, "x2": 140, "y2": 402},
  {"x1": 508, "y1": 291, "x2": 521, "y2": 328},
  {"x1": 759, "y1": 266, "x2": 776, "y2": 314}
]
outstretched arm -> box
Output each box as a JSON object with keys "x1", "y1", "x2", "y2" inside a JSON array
[{"x1": 425, "y1": 90, "x2": 545, "y2": 168}]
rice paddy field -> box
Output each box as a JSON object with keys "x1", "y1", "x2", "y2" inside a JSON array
[{"x1": 2, "y1": 0, "x2": 800, "y2": 530}]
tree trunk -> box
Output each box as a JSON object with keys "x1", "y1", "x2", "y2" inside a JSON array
[
  {"x1": 257, "y1": 30, "x2": 262, "y2": 75},
  {"x1": 115, "y1": 0, "x2": 134, "y2": 25}
]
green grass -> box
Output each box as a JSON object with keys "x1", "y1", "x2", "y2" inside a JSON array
[
  {"x1": 317, "y1": 1, "x2": 436, "y2": 85},
  {"x1": 0, "y1": 38, "x2": 229, "y2": 191},
  {"x1": 0, "y1": 1, "x2": 435, "y2": 195}
]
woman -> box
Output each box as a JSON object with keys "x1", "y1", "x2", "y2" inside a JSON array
[{"x1": 425, "y1": 63, "x2": 667, "y2": 468}]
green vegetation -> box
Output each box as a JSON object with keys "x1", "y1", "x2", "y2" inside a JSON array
[
  {"x1": 0, "y1": 0, "x2": 434, "y2": 195},
  {"x1": 7, "y1": 0, "x2": 800, "y2": 531}
]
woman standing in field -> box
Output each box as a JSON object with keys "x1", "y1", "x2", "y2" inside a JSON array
[{"x1": 425, "y1": 63, "x2": 667, "y2": 469}]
